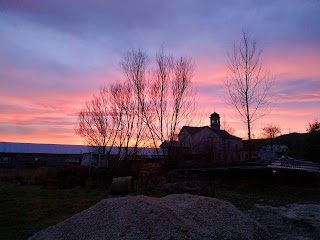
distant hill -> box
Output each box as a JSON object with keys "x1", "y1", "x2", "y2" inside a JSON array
[{"x1": 244, "y1": 132, "x2": 308, "y2": 159}]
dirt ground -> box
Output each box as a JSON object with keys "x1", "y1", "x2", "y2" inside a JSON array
[{"x1": 246, "y1": 203, "x2": 320, "y2": 240}]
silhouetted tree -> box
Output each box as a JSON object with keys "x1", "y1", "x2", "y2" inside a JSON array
[
  {"x1": 109, "y1": 82, "x2": 148, "y2": 159},
  {"x1": 306, "y1": 120, "x2": 320, "y2": 162},
  {"x1": 75, "y1": 87, "x2": 117, "y2": 154},
  {"x1": 150, "y1": 48, "x2": 195, "y2": 147},
  {"x1": 225, "y1": 31, "x2": 274, "y2": 158},
  {"x1": 76, "y1": 47, "x2": 196, "y2": 160},
  {"x1": 120, "y1": 49, "x2": 150, "y2": 157},
  {"x1": 75, "y1": 83, "x2": 148, "y2": 159},
  {"x1": 262, "y1": 124, "x2": 281, "y2": 139},
  {"x1": 307, "y1": 120, "x2": 320, "y2": 133}
]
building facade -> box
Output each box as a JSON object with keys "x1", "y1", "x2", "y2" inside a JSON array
[{"x1": 178, "y1": 112, "x2": 243, "y2": 163}]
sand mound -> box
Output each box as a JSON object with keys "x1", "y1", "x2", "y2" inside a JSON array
[{"x1": 30, "y1": 194, "x2": 270, "y2": 240}]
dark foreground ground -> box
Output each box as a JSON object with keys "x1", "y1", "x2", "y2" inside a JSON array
[
  {"x1": 1, "y1": 181, "x2": 319, "y2": 240},
  {"x1": 0, "y1": 183, "x2": 106, "y2": 239},
  {"x1": 216, "y1": 184, "x2": 320, "y2": 239}
]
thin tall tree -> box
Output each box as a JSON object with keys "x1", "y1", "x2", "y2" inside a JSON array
[{"x1": 225, "y1": 31, "x2": 273, "y2": 158}]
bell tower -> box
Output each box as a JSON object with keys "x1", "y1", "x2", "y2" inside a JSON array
[{"x1": 210, "y1": 112, "x2": 220, "y2": 130}]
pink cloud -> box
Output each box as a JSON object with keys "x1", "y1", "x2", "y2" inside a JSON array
[{"x1": 1, "y1": 41, "x2": 320, "y2": 143}]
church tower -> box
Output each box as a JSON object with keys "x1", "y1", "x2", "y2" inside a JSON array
[{"x1": 210, "y1": 112, "x2": 220, "y2": 130}]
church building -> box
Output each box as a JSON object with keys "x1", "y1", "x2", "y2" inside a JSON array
[{"x1": 178, "y1": 112, "x2": 243, "y2": 163}]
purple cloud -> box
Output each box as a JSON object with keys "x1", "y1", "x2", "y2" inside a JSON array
[{"x1": 0, "y1": 0, "x2": 319, "y2": 143}]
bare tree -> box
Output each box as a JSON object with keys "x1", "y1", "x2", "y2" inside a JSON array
[
  {"x1": 76, "y1": 47, "x2": 196, "y2": 160},
  {"x1": 225, "y1": 31, "x2": 273, "y2": 157},
  {"x1": 120, "y1": 49, "x2": 151, "y2": 155},
  {"x1": 75, "y1": 82, "x2": 147, "y2": 159},
  {"x1": 262, "y1": 124, "x2": 281, "y2": 139},
  {"x1": 121, "y1": 48, "x2": 196, "y2": 150},
  {"x1": 170, "y1": 56, "x2": 195, "y2": 140},
  {"x1": 109, "y1": 81, "x2": 149, "y2": 160},
  {"x1": 306, "y1": 120, "x2": 320, "y2": 163},
  {"x1": 75, "y1": 87, "x2": 116, "y2": 154},
  {"x1": 149, "y1": 48, "x2": 174, "y2": 143},
  {"x1": 306, "y1": 119, "x2": 320, "y2": 133},
  {"x1": 149, "y1": 48, "x2": 196, "y2": 156}
]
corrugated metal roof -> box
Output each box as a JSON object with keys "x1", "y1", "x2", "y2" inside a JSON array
[
  {"x1": 0, "y1": 142, "x2": 163, "y2": 157},
  {"x1": 0, "y1": 142, "x2": 95, "y2": 154}
]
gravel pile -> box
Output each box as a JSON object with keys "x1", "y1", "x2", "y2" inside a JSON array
[{"x1": 30, "y1": 194, "x2": 270, "y2": 240}]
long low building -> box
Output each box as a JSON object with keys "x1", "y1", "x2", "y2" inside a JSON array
[
  {"x1": 0, "y1": 142, "x2": 95, "y2": 167},
  {"x1": 0, "y1": 142, "x2": 95, "y2": 155},
  {"x1": 0, "y1": 142, "x2": 163, "y2": 167}
]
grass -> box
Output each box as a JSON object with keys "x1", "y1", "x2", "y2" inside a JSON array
[
  {"x1": 214, "y1": 183, "x2": 320, "y2": 209},
  {"x1": 0, "y1": 182, "x2": 107, "y2": 240},
  {"x1": 1, "y1": 168, "x2": 319, "y2": 239},
  {"x1": 0, "y1": 167, "x2": 57, "y2": 185}
]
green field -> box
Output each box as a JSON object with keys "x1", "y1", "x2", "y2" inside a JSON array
[{"x1": 0, "y1": 182, "x2": 107, "y2": 239}]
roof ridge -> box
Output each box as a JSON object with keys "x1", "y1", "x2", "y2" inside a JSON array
[{"x1": 181, "y1": 126, "x2": 241, "y2": 140}]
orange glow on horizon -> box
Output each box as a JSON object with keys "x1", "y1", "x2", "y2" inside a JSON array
[{"x1": 1, "y1": 51, "x2": 319, "y2": 145}]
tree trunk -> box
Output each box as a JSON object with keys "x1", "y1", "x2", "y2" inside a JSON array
[{"x1": 247, "y1": 118, "x2": 252, "y2": 160}]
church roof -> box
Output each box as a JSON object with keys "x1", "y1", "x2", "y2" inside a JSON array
[
  {"x1": 213, "y1": 129, "x2": 241, "y2": 140},
  {"x1": 180, "y1": 126, "x2": 208, "y2": 136},
  {"x1": 180, "y1": 126, "x2": 242, "y2": 140}
]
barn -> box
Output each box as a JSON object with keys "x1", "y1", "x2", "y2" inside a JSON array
[
  {"x1": 0, "y1": 142, "x2": 164, "y2": 168},
  {"x1": 0, "y1": 142, "x2": 95, "y2": 167}
]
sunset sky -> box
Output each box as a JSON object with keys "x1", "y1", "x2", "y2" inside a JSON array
[{"x1": 0, "y1": 0, "x2": 319, "y2": 145}]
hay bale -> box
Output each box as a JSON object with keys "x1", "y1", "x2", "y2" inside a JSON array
[
  {"x1": 30, "y1": 194, "x2": 271, "y2": 240},
  {"x1": 110, "y1": 176, "x2": 132, "y2": 195}
]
